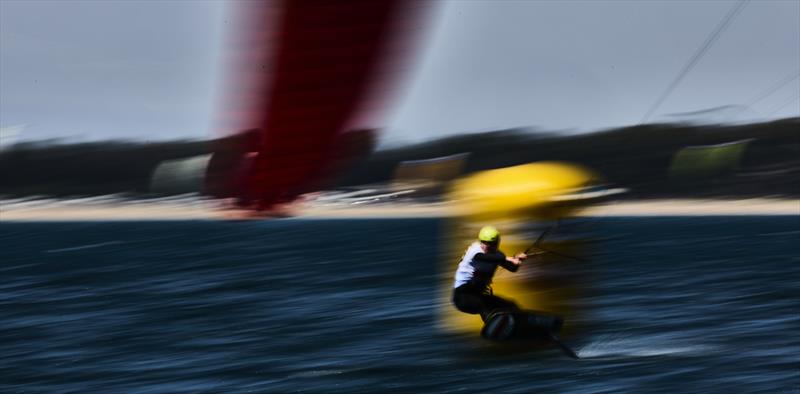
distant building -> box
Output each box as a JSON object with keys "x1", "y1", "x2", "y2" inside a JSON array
[
  {"x1": 392, "y1": 153, "x2": 469, "y2": 197},
  {"x1": 149, "y1": 154, "x2": 213, "y2": 196},
  {"x1": 669, "y1": 139, "x2": 752, "y2": 179}
]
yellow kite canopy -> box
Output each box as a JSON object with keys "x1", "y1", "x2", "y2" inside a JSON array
[{"x1": 449, "y1": 161, "x2": 599, "y2": 220}]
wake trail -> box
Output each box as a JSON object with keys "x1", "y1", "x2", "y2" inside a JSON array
[{"x1": 45, "y1": 241, "x2": 124, "y2": 253}]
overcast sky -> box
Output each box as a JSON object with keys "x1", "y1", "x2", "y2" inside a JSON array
[{"x1": 1, "y1": 0, "x2": 798, "y2": 147}]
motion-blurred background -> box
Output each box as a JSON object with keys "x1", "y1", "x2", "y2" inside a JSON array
[
  {"x1": 1, "y1": 0, "x2": 798, "y2": 210},
  {"x1": 2, "y1": 2, "x2": 799, "y2": 392}
]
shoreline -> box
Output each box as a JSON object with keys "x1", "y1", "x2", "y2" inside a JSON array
[{"x1": 1, "y1": 198, "x2": 797, "y2": 221}]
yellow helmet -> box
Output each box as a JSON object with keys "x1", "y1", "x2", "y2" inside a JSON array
[{"x1": 478, "y1": 226, "x2": 500, "y2": 243}]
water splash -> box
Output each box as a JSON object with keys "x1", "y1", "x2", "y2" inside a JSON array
[{"x1": 577, "y1": 333, "x2": 715, "y2": 359}]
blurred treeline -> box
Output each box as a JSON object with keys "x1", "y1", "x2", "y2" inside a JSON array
[
  {"x1": 1, "y1": 118, "x2": 797, "y2": 199},
  {"x1": 0, "y1": 140, "x2": 211, "y2": 197},
  {"x1": 341, "y1": 118, "x2": 799, "y2": 199}
]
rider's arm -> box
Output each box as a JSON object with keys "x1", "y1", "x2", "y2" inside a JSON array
[
  {"x1": 499, "y1": 253, "x2": 528, "y2": 272},
  {"x1": 475, "y1": 251, "x2": 524, "y2": 272},
  {"x1": 474, "y1": 251, "x2": 506, "y2": 264}
]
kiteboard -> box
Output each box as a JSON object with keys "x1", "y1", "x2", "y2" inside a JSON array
[{"x1": 481, "y1": 310, "x2": 579, "y2": 359}]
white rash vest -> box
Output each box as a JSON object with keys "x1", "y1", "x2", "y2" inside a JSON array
[{"x1": 453, "y1": 242, "x2": 518, "y2": 289}]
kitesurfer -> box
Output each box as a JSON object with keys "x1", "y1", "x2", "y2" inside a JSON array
[{"x1": 452, "y1": 226, "x2": 528, "y2": 321}]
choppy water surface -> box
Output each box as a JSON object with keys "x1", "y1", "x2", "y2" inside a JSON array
[{"x1": 2, "y1": 217, "x2": 798, "y2": 393}]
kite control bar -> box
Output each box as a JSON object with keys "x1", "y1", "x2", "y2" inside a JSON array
[{"x1": 523, "y1": 224, "x2": 587, "y2": 262}]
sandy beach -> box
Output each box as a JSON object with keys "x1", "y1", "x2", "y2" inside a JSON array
[{"x1": 1, "y1": 198, "x2": 796, "y2": 221}]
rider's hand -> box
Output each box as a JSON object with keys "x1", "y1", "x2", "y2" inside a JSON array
[{"x1": 515, "y1": 252, "x2": 528, "y2": 260}]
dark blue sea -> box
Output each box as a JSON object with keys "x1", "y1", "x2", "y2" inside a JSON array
[{"x1": 2, "y1": 217, "x2": 798, "y2": 393}]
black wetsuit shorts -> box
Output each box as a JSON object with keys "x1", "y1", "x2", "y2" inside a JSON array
[{"x1": 452, "y1": 283, "x2": 519, "y2": 321}]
